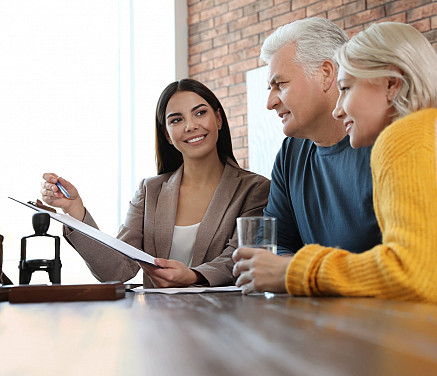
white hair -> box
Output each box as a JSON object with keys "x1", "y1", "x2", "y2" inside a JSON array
[
  {"x1": 335, "y1": 22, "x2": 437, "y2": 120},
  {"x1": 260, "y1": 17, "x2": 348, "y2": 77}
]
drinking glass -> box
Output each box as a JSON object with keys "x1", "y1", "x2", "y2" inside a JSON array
[{"x1": 236, "y1": 216, "x2": 277, "y2": 254}]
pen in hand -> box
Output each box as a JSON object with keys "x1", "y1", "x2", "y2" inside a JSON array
[{"x1": 56, "y1": 181, "x2": 70, "y2": 198}]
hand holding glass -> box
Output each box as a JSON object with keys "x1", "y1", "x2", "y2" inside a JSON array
[{"x1": 237, "y1": 217, "x2": 277, "y2": 254}]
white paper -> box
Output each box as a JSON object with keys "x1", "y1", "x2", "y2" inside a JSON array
[
  {"x1": 134, "y1": 285, "x2": 243, "y2": 294},
  {"x1": 9, "y1": 197, "x2": 156, "y2": 266}
]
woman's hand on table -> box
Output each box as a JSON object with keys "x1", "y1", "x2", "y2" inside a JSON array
[{"x1": 139, "y1": 258, "x2": 204, "y2": 288}]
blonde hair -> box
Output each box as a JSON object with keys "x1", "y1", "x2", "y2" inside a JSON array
[
  {"x1": 261, "y1": 17, "x2": 348, "y2": 77},
  {"x1": 335, "y1": 22, "x2": 437, "y2": 120}
]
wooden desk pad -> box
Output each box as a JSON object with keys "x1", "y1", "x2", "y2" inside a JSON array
[{"x1": 0, "y1": 282, "x2": 125, "y2": 303}]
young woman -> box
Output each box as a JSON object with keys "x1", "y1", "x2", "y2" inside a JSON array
[
  {"x1": 233, "y1": 22, "x2": 437, "y2": 302},
  {"x1": 42, "y1": 79, "x2": 270, "y2": 288}
]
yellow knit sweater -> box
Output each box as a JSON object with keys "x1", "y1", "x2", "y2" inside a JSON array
[{"x1": 286, "y1": 108, "x2": 437, "y2": 302}]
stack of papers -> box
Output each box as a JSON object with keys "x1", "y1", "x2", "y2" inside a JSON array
[{"x1": 134, "y1": 286, "x2": 243, "y2": 294}]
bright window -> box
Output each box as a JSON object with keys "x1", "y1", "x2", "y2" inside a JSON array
[{"x1": 0, "y1": 0, "x2": 179, "y2": 284}]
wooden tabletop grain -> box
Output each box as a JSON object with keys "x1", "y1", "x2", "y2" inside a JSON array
[{"x1": 1, "y1": 291, "x2": 437, "y2": 376}]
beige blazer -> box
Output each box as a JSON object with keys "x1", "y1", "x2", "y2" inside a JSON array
[{"x1": 65, "y1": 159, "x2": 270, "y2": 287}]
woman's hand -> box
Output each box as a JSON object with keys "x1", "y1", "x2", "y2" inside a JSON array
[
  {"x1": 41, "y1": 173, "x2": 85, "y2": 221},
  {"x1": 139, "y1": 258, "x2": 202, "y2": 288},
  {"x1": 232, "y1": 247, "x2": 291, "y2": 294}
]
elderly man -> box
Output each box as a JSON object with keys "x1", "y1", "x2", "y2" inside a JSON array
[{"x1": 233, "y1": 17, "x2": 381, "y2": 294}]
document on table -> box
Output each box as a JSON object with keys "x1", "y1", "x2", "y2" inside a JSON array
[
  {"x1": 134, "y1": 286, "x2": 243, "y2": 294},
  {"x1": 9, "y1": 197, "x2": 156, "y2": 266}
]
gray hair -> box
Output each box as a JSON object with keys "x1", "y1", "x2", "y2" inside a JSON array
[
  {"x1": 335, "y1": 22, "x2": 437, "y2": 120},
  {"x1": 260, "y1": 17, "x2": 348, "y2": 77}
]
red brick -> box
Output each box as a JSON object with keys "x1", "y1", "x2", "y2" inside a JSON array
[
  {"x1": 188, "y1": 33, "x2": 201, "y2": 46},
  {"x1": 188, "y1": 54, "x2": 201, "y2": 66},
  {"x1": 272, "y1": 8, "x2": 306, "y2": 28},
  {"x1": 234, "y1": 147, "x2": 249, "y2": 160},
  {"x1": 308, "y1": 0, "x2": 343, "y2": 17},
  {"x1": 229, "y1": 83, "x2": 247, "y2": 96},
  {"x1": 386, "y1": 0, "x2": 430, "y2": 16},
  {"x1": 213, "y1": 30, "x2": 242, "y2": 48},
  {"x1": 229, "y1": 57, "x2": 258, "y2": 75},
  {"x1": 188, "y1": 13, "x2": 200, "y2": 25},
  {"x1": 366, "y1": 0, "x2": 387, "y2": 8},
  {"x1": 214, "y1": 51, "x2": 245, "y2": 69},
  {"x1": 231, "y1": 125, "x2": 248, "y2": 138},
  {"x1": 228, "y1": 0, "x2": 256, "y2": 11},
  {"x1": 188, "y1": 0, "x2": 214, "y2": 16},
  {"x1": 188, "y1": 40, "x2": 212, "y2": 55},
  {"x1": 202, "y1": 78, "x2": 216, "y2": 90},
  {"x1": 230, "y1": 13, "x2": 258, "y2": 32},
  {"x1": 213, "y1": 86, "x2": 228, "y2": 100},
  {"x1": 189, "y1": 60, "x2": 214, "y2": 75},
  {"x1": 259, "y1": 2, "x2": 291, "y2": 21},
  {"x1": 292, "y1": 0, "x2": 319, "y2": 11},
  {"x1": 432, "y1": 15, "x2": 437, "y2": 28},
  {"x1": 328, "y1": 0, "x2": 366, "y2": 20},
  {"x1": 374, "y1": 13, "x2": 407, "y2": 24},
  {"x1": 215, "y1": 9, "x2": 243, "y2": 26},
  {"x1": 344, "y1": 24, "x2": 365, "y2": 37},
  {"x1": 240, "y1": 158, "x2": 249, "y2": 170},
  {"x1": 274, "y1": 0, "x2": 291, "y2": 4},
  {"x1": 200, "y1": 3, "x2": 228, "y2": 21},
  {"x1": 332, "y1": 18, "x2": 345, "y2": 30},
  {"x1": 424, "y1": 28, "x2": 437, "y2": 43},
  {"x1": 231, "y1": 137, "x2": 244, "y2": 149},
  {"x1": 222, "y1": 93, "x2": 247, "y2": 109},
  {"x1": 229, "y1": 115, "x2": 245, "y2": 127},
  {"x1": 189, "y1": 19, "x2": 214, "y2": 36},
  {"x1": 245, "y1": 45, "x2": 262, "y2": 59},
  {"x1": 206, "y1": 66, "x2": 229, "y2": 80},
  {"x1": 230, "y1": 104, "x2": 247, "y2": 117},
  {"x1": 201, "y1": 45, "x2": 229, "y2": 62},
  {"x1": 242, "y1": 19, "x2": 272, "y2": 38},
  {"x1": 190, "y1": 73, "x2": 202, "y2": 83},
  {"x1": 411, "y1": 18, "x2": 431, "y2": 32},
  {"x1": 229, "y1": 35, "x2": 259, "y2": 53},
  {"x1": 243, "y1": 0, "x2": 274, "y2": 16},
  {"x1": 214, "y1": 72, "x2": 244, "y2": 87},
  {"x1": 344, "y1": 7, "x2": 385, "y2": 28},
  {"x1": 199, "y1": 24, "x2": 228, "y2": 42},
  {"x1": 407, "y1": 3, "x2": 437, "y2": 22}
]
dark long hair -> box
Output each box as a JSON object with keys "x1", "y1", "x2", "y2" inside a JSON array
[{"x1": 155, "y1": 79, "x2": 237, "y2": 175}]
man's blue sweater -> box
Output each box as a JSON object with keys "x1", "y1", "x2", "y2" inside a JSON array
[{"x1": 264, "y1": 136, "x2": 381, "y2": 255}]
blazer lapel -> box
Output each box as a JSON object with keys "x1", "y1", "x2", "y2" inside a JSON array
[
  {"x1": 191, "y1": 161, "x2": 241, "y2": 266},
  {"x1": 154, "y1": 166, "x2": 183, "y2": 259}
]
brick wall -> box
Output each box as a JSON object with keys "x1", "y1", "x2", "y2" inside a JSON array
[{"x1": 187, "y1": 0, "x2": 437, "y2": 169}]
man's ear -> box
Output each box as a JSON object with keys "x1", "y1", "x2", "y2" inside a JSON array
[{"x1": 320, "y1": 59, "x2": 336, "y2": 92}]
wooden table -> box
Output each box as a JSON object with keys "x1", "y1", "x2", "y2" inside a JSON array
[{"x1": 1, "y1": 291, "x2": 437, "y2": 375}]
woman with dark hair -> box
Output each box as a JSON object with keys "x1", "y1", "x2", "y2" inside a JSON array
[{"x1": 41, "y1": 79, "x2": 270, "y2": 287}]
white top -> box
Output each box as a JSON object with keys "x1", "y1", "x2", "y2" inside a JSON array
[{"x1": 168, "y1": 223, "x2": 201, "y2": 267}]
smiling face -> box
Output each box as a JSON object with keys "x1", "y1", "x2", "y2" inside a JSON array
[
  {"x1": 266, "y1": 43, "x2": 333, "y2": 140},
  {"x1": 333, "y1": 67, "x2": 398, "y2": 148},
  {"x1": 165, "y1": 91, "x2": 222, "y2": 162}
]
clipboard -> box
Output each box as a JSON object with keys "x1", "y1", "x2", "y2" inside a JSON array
[{"x1": 9, "y1": 197, "x2": 157, "y2": 267}]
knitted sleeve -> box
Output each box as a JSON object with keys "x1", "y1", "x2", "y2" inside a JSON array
[{"x1": 285, "y1": 109, "x2": 437, "y2": 302}]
